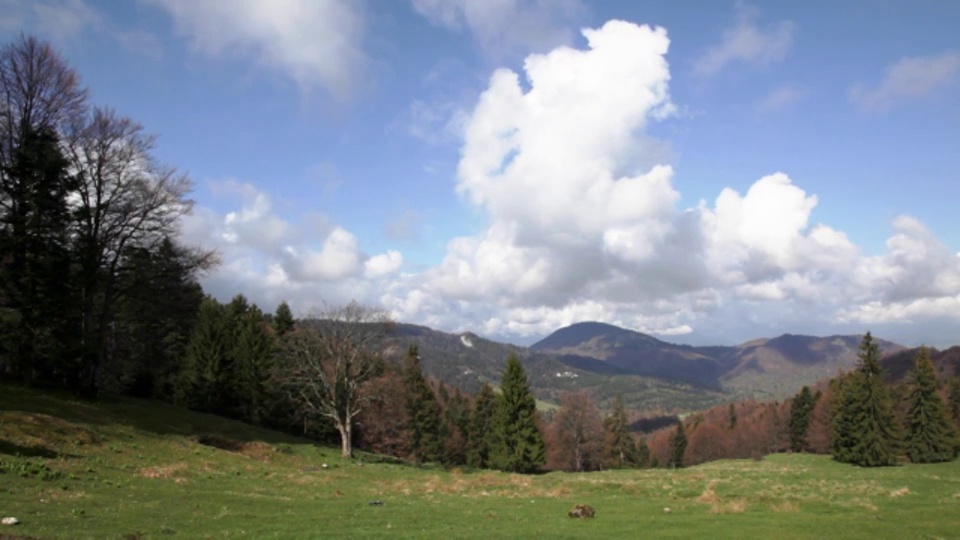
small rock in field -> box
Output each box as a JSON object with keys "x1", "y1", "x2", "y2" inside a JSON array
[
  {"x1": 2, "y1": 516, "x2": 20, "y2": 525},
  {"x1": 568, "y1": 504, "x2": 595, "y2": 519},
  {"x1": 663, "y1": 507, "x2": 672, "y2": 514},
  {"x1": 321, "y1": 463, "x2": 329, "y2": 469}
]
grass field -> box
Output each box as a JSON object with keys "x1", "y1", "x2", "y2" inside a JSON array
[{"x1": 1, "y1": 385, "x2": 959, "y2": 539}]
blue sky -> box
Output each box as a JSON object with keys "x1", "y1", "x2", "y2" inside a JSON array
[{"x1": 4, "y1": 0, "x2": 959, "y2": 346}]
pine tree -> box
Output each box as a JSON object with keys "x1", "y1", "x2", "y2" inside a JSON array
[
  {"x1": 905, "y1": 347, "x2": 957, "y2": 463},
  {"x1": 107, "y1": 238, "x2": 203, "y2": 399},
  {"x1": 603, "y1": 394, "x2": 639, "y2": 468},
  {"x1": 403, "y1": 345, "x2": 443, "y2": 463},
  {"x1": 669, "y1": 419, "x2": 687, "y2": 469},
  {"x1": 177, "y1": 297, "x2": 230, "y2": 414},
  {"x1": 467, "y1": 383, "x2": 498, "y2": 468},
  {"x1": 273, "y1": 301, "x2": 295, "y2": 337},
  {"x1": 831, "y1": 332, "x2": 899, "y2": 466},
  {"x1": 490, "y1": 355, "x2": 545, "y2": 473},
  {"x1": 789, "y1": 386, "x2": 818, "y2": 452},
  {"x1": 948, "y1": 378, "x2": 960, "y2": 428},
  {"x1": 441, "y1": 388, "x2": 471, "y2": 466},
  {"x1": 0, "y1": 127, "x2": 77, "y2": 386},
  {"x1": 635, "y1": 437, "x2": 651, "y2": 468},
  {"x1": 234, "y1": 305, "x2": 275, "y2": 425}
]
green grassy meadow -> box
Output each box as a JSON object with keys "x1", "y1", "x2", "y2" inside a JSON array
[{"x1": 1, "y1": 385, "x2": 959, "y2": 539}]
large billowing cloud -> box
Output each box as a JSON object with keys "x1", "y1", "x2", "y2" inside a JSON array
[
  {"x1": 186, "y1": 18, "x2": 960, "y2": 345},
  {"x1": 378, "y1": 19, "x2": 960, "y2": 342},
  {"x1": 181, "y1": 180, "x2": 402, "y2": 315},
  {"x1": 149, "y1": 0, "x2": 366, "y2": 97}
]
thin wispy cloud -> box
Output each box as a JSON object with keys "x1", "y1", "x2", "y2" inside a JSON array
[
  {"x1": 411, "y1": 0, "x2": 585, "y2": 60},
  {"x1": 850, "y1": 51, "x2": 960, "y2": 111},
  {"x1": 149, "y1": 0, "x2": 368, "y2": 98},
  {"x1": 694, "y1": 2, "x2": 794, "y2": 76},
  {"x1": 759, "y1": 85, "x2": 805, "y2": 112}
]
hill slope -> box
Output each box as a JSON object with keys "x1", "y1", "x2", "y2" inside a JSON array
[
  {"x1": 530, "y1": 322, "x2": 730, "y2": 388},
  {"x1": 532, "y1": 322, "x2": 907, "y2": 400},
  {"x1": 384, "y1": 323, "x2": 729, "y2": 412},
  {"x1": 719, "y1": 334, "x2": 907, "y2": 399},
  {"x1": 1, "y1": 386, "x2": 959, "y2": 539}
]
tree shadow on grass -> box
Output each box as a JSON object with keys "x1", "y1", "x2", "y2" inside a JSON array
[{"x1": 0, "y1": 438, "x2": 70, "y2": 459}]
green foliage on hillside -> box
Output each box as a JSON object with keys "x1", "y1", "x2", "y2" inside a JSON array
[
  {"x1": 905, "y1": 348, "x2": 958, "y2": 463},
  {"x1": 603, "y1": 394, "x2": 640, "y2": 468},
  {"x1": 490, "y1": 355, "x2": 545, "y2": 473},
  {"x1": 789, "y1": 386, "x2": 819, "y2": 452},
  {"x1": 669, "y1": 420, "x2": 688, "y2": 468},
  {"x1": 4, "y1": 385, "x2": 960, "y2": 538},
  {"x1": 404, "y1": 345, "x2": 443, "y2": 463},
  {"x1": 831, "y1": 333, "x2": 900, "y2": 466}
]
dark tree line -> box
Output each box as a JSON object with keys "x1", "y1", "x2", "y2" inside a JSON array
[{"x1": 0, "y1": 35, "x2": 214, "y2": 396}]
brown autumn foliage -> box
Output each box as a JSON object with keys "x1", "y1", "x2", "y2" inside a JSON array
[
  {"x1": 355, "y1": 372, "x2": 412, "y2": 458},
  {"x1": 546, "y1": 391, "x2": 605, "y2": 472}
]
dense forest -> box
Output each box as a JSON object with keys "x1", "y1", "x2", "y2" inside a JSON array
[{"x1": 2, "y1": 35, "x2": 958, "y2": 474}]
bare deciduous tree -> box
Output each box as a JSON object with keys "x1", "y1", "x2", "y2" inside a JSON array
[
  {"x1": 276, "y1": 302, "x2": 392, "y2": 458},
  {"x1": 0, "y1": 35, "x2": 86, "y2": 172},
  {"x1": 63, "y1": 107, "x2": 215, "y2": 393}
]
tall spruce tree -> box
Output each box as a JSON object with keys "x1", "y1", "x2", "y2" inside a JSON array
[
  {"x1": 948, "y1": 378, "x2": 960, "y2": 428},
  {"x1": 107, "y1": 238, "x2": 203, "y2": 399},
  {"x1": 669, "y1": 420, "x2": 687, "y2": 468},
  {"x1": 905, "y1": 347, "x2": 957, "y2": 463},
  {"x1": 273, "y1": 301, "x2": 295, "y2": 337},
  {"x1": 831, "y1": 332, "x2": 899, "y2": 466},
  {"x1": 603, "y1": 394, "x2": 639, "y2": 468},
  {"x1": 0, "y1": 127, "x2": 77, "y2": 386},
  {"x1": 403, "y1": 345, "x2": 443, "y2": 463},
  {"x1": 177, "y1": 297, "x2": 230, "y2": 414},
  {"x1": 636, "y1": 437, "x2": 651, "y2": 468},
  {"x1": 467, "y1": 383, "x2": 498, "y2": 468},
  {"x1": 234, "y1": 304, "x2": 274, "y2": 425},
  {"x1": 789, "y1": 386, "x2": 818, "y2": 452},
  {"x1": 491, "y1": 355, "x2": 545, "y2": 473}
]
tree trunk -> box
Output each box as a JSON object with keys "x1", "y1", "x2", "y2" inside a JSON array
[{"x1": 338, "y1": 421, "x2": 353, "y2": 458}]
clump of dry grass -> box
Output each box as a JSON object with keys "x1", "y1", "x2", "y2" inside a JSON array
[
  {"x1": 771, "y1": 500, "x2": 800, "y2": 513},
  {"x1": 696, "y1": 480, "x2": 719, "y2": 504},
  {"x1": 889, "y1": 487, "x2": 910, "y2": 498},
  {"x1": 139, "y1": 462, "x2": 188, "y2": 479},
  {"x1": 709, "y1": 499, "x2": 747, "y2": 514}
]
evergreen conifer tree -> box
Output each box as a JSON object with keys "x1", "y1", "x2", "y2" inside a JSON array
[
  {"x1": 905, "y1": 347, "x2": 957, "y2": 463},
  {"x1": 273, "y1": 301, "x2": 295, "y2": 337},
  {"x1": 603, "y1": 394, "x2": 639, "y2": 468},
  {"x1": 0, "y1": 127, "x2": 77, "y2": 385},
  {"x1": 490, "y1": 355, "x2": 545, "y2": 473},
  {"x1": 466, "y1": 383, "x2": 498, "y2": 468},
  {"x1": 177, "y1": 297, "x2": 230, "y2": 413},
  {"x1": 789, "y1": 386, "x2": 818, "y2": 452},
  {"x1": 831, "y1": 332, "x2": 899, "y2": 466},
  {"x1": 635, "y1": 437, "x2": 651, "y2": 468},
  {"x1": 403, "y1": 345, "x2": 443, "y2": 463},
  {"x1": 948, "y1": 378, "x2": 960, "y2": 428},
  {"x1": 669, "y1": 420, "x2": 687, "y2": 468},
  {"x1": 234, "y1": 305, "x2": 274, "y2": 425}
]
